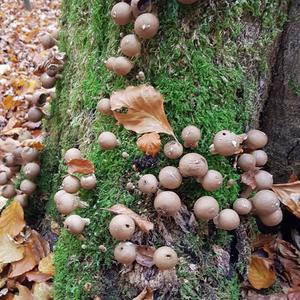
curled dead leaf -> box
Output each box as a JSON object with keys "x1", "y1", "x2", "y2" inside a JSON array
[
  {"x1": 21, "y1": 139, "x2": 44, "y2": 151},
  {"x1": 109, "y1": 204, "x2": 154, "y2": 233},
  {"x1": 137, "y1": 133, "x2": 161, "y2": 156},
  {"x1": 38, "y1": 253, "x2": 55, "y2": 276},
  {"x1": 0, "y1": 235, "x2": 24, "y2": 264},
  {"x1": 110, "y1": 85, "x2": 174, "y2": 136},
  {"x1": 67, "y1": 159, "x2": 95, "y2": 175},
  {"x1": 136, "y1": 246, "x2": 156, "y2": 267}
]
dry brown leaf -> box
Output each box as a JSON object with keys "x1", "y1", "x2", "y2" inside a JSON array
[
  {"x1": 109, "y1": 204, "x2": 154, "y2": 233},
  {"x1": 272, "y1": 181, "x2": 300, "y2": 219},
  {"x1": 248, "y1": 256, "x2": 276, "y2": 290},
  {"x1": 25, "y1": 271, "x2": 52, "y2": 283},
  {"x1": 67, "y1": 159, "x2": 95, "y2": 175},
  {"x1": 1, "y1": 117, "x2": 22, "y2": 134},
  {"x1": 38, "y1": 253, "x2": 55, "y2": 276},
  {"x1": 2, "y1": 293, "x2": 14, "y2": 300},
  {"x1": 136, "y1": 246, "x2": 156, "y2": 267},
  {"x1": 132, "y1": 287, "x2": 154, "y2": 300},
  {"x1": 9, "y1": 230, "x2": 50, "y2": 278},
  {"x1": 0, "y1": 235, "x2": 24, "y2": 264},
  {"x1": 137, "y1": 133, "x2": 161, "y2": 156},
  {"x1": 32, "y1": 282, "x2": 53, "y2": 300},
  {"x1": 21, "y1": 139, "x2": 44, "y2": 151},
  {"x1": 14, "y1": 284, "x2": 33, "y2": 300},
  {"x1": 110, "y1": 85, "x2": 174, "y2": 136},
  {"x1": 0, "y1": 201, "x2": 25, "y2": 237},
  {"x1": 0, "y1": 138, "x2": 20, "y2": 153}
]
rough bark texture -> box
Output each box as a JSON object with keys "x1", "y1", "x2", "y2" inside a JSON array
[{"x1": 261, "y1": 0, "x2": 300, "y2": 183}]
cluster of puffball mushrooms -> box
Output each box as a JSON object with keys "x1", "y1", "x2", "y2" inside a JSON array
[{"x1": 53, "y1": 148, "x2": 97, "y2": 234}]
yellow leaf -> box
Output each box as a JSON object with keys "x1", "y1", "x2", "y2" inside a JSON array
[
  {"x1": 248, "y1": 256, "x2": 276, "y2": 289},
  {"x1": 137, "y1": 133, "x2": 161, "y2": 156},
  {"x1": 32, "y1": 282, "x2": 53, "y2": 300},
  {"x1": 0, "y1": 235, "x2": 24, "y2": 264},
  {"x1": 14, "y1": 284, "x2": 33, "y2": 300},
  {"x1": 0, "y1": 201, "x2": 25, "y2": 237},
  {"x1": 21, "y1": 140, "x2": 44, "y2": 151},
  {"x1": 2, "y1": 96, "x2": 21, "y2": 110},
  {"x1": 38, "y1": 253, "x2": 55, "y2": 276},
  {"x1": 110, "y1": 85, "x2": 174, "y2": 136}
]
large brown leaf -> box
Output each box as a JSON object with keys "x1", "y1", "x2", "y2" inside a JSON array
[
  {"x1": 110, "y1": 85, "x2": 174, "y2": 136},
  {"x1": 109, "y1": 204, "x2": 154, "y2": 233},
  {"x1": 14, "y1": 284, "x2": 33, "y2": 300},
  {"x1": 272, "y1": 181, "x2": 300, "y2": 219},
  {"x1": 248, "y1": 256, "x2": 276, "y2": 290},
  {"x1": 67, "y1": 159, "x2": 95, "y2": 175},
  {"x1": 137, "y1": 133, "x2": 161, "y2": 156},
  {"x1": 0, "y1": 235, "x2": 24, "y2": 264},
  {"x1": 38, "y1": 253, "x2": 55, "y2": 276}
]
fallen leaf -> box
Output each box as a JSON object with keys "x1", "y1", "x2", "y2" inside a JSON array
[
  {"x1": 32, "y1": 282, "x2": 53, "y2": 300},
  {"x1": 248, "y1": 256, "x2": 276, "y2": 289},
  {"x1": 1, "y1": 117, "x2": 21, "y2": 134},
  {"x1": 0, "y1": 138, "x2": 20, "y2": 153},
  {"x1": 132, "y1": 287, "x2": 153, "y2": 300},
  {"x1": 241, "y1": 169, "x2": 259, "y2": 189},
  {"x1": 1, "y1": 96, "x2": 22, "y2": 111},
  {"x1": 0, "y1": 235, "x2": 24, "y2": 264},
  {"x1": 272, "y1": 181, "x2": 300, "y2": 219},
  {"x1": 21, "y1": 139, "x2": 44, "y2": 151},
  {"x1": 137, "y1": 133, "x2": 161, "y2": 156},
  {"x1": 0, "y1": 201, "x2": 25, "y2": 237},
  {"x1": 14, "y1": 284, "x2": 33, "y2": 300},
  {"x1": 2, "y1": 293, "x2": 14, "y2": 300},
  {"x1": 109, "y1": 204, "x2": 154, "y2": 233},
  {"x1": 38, "y1": 253, "x2": 55, "y2": 276},
  {"x1": 110, "y1": 85, "x2": 174, "y2": 136},
  {"x1": 136, "y1": 246, "x2": 156, "y2": 267},
  {"x1": 67, "y1": 159, "x2": 95, "y2": 175},
  {"x1": 25, "y1": 271, "x2": 52, "y2": 283}
]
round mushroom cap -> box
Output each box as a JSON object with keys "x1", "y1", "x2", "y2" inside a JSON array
[
  {"x1": 23, "y1": 162, "x2": 40, "y2": 180},
  {"x1": 97, "y1": 98, "x2": 112, "y2": 115},
  {"x1": 254, "y1": 170, "x2": 273, "y2": 190},
  {"x1": 213, "y1": 209, "x2": 240, "y2": 231},
  {"x1": 0, "y1": 171, "x2": 8, "y2": 185},
  {"x1": 154, "y1": 191, "x2": 181, "y2": 216},
  {"x1": 80, "y1": 174, "x2": 97, "y2": 190},
  {"x1": 213, "y1": 130, "x2": 240, "y2": 156},
  {"x1": 200, "y1": 170, "x2": 223, "y2": 192},
  {"x1": 233, "y1": 198, "x2": 252, "y2": 215},
  {"x1": 158, "y1": 166, "x2": 182, "y2": 190},
  {"x1": 181, "y1": 125, "x2": 201, "y2": 148},
  {"x1": 251, "y1": 150, "x2": 268, "y2": 167},
  {"x1": 40, "y1": 73, "x2": 56, "y2": 89},
  {"x1": 179, "y1": 153, "x2": 208, "y2": 178},
  {"x1": 21, "y1": 147, "x2": 39, "y2": 163},
  {"x1": 105, "y1": 57, "x2": 116, "y2": 71},
  {"x1": 1, "y1": 184, "x2": 16, "y2": 199},
  {"x1": 134, "y1": 13, "x2": 159, "y2": 39},
  {"x1": 120, "y1": 34, "x2": 141, "y2": 57},
  {"x1": 64, "y1": 215, "x2": 88, "y2": 234},
  {"x1": 54, "y1": 190, "x2": 68, "y2": 204},
  {"x1": 98, "y1": 132, "x2": 118, "y2": 150},
  {"x1": 3, "y1": 153, "x2": 15, "y2": 167},
  {"x1": 14, "y1": 193, "x2": 28, "y2": 208},
  {"x1": 64, "y1": 148, "x2": 82, "y2": 163},
  {"x1": 252, "y1": 190, "x2": 280, "y2": 216},
  {"x1": 163, "y1": 141, "x2": 183, "y2": 159},
  {"x1": 20, "y1": 179, "x2": 36, "y2": 195},
  {"x1": 114, "y1": 242, "x2": 137, "y2": 265},
  {"x1": 111, "y1": 2, "x2": 132, "y2": 25},
  {"x1": 39, "y1": 33, "x2": 56, "y2": 49},
  {"x1": 109, "y1": 214, "x2": 135, "y2": 241},
  {"x1": 259, "y1": 209, "x2": 283, "y2": 227},
  {"x1": 237, "y1": 154, "x2": 256, "y2": 172},
  {"x1": 193, "y1": 196, "x2": 219, "y2": 221},
  {"x1": 28, "y1": 107, "x2": 44, "y2": 122},
  {"x1": 56, "y1": 193, "x2": 78, "y2": 215},
  {"x1": 138, "y1": 174, "x2": 158, "y2": 194},
  {"x1": 113, "y1": 56, "x2": 133, "y2": 76},
  {"x1": 153, "y1": 246, "x2": 178, "y2": 270},
  {"x1": 62, "y1": 175, "x2": 81, "y2": 194},
  {"x1": 131, "y1": 0, "x2": 152, "y2": 17},
  {"x1": 245, "y1": 129, "x2": 268, "y2": 150}
]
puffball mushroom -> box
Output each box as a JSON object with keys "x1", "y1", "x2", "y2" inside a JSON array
[
  {"x1": 131, "y1": 0, "x2": 152, "y2": 17},
  {"x1": 80, "y1": 174, "x2": 97, "y2": 190},
  {"x1": 54, "y1": 189, "x2": 68, "y2": 204},
  {"x1": 62, "y1": 175, "x2": 81, "y2": 194},
  {"x1": 213, "y1": 130, "x2": 241, "y2": 156},
  {"x1": 56, "y1": 193, "x2": 88, "y2": 215},
  {"x1": 0, "y1": 171, "x2": 8, "y2": 185},
  {"x1": 21, "y1": 147, "x2": 39, "y2": 163},
  {"x1": 27, "y1": 107, "x2": 44, "y2": 122},
  {"x1": 245, "y1": 129, "x2": 268, "y2": 150},
  {"x1": 96, "y1": 98, "x2": 112, "y2": 116},
  {"x1": 233, "y1": 198, "x2": 252, "y2": 215},
  {"x1": 105, "y1": 57, "x2": 116, "y2": 71},
  {"x1": 113, "y1": 56, "x2": 133, "y2": 76},
  {"x1": 181, "y1": 125, "x2": 201, "y2": 148},
  {"x1": 40, "y1": 73, "x2": 57, "y2": 89},
  {"x1": 120, "y1": 34, "x2": 141, "y2": 57},
  {"x1": 32, "y1": 90, "x2": 48, "y2": 107},
  {"x1": 251, "y1": 150, "x2": 268, "y2": 167},
  {"x1": 39, "y1": 33, "x2": 57, "y2": 49},
  {"x1": 154, "y1": 191, "x2": 181, "y2": 216},
  {"x1": 179, "y1": 153, "x2": 208, "y2": 178},
  {"x1": 193, "y1": 196, "x2": 219, "y2": 221},
  {"x1": 177, "y1": 0, "x2": 198, "y2": 3},
  {"x1": 213, "y1": 209, "x2": 240, "y2": 231},
  {"x1": 134, "y1": 13, "x2": 159, "y2": 39},
  {"x1": 64, "y1": 215, "x2": 90, "y2": 234},
  {"x1": 98, "y1": 132, "x2": 119, "y2": 150},
  {"x1": 138, "y1": 174, "x2": 158, "y2": 194},
  {"x1": 1, "y1": 184, "x2": 16, "y2": 199},
  {"x1": 163, "y1": 141, "x2": 183, "y2": 159},
  {"x1": 109, "y1": 214, "x2": 135, "y2": 241},
  {"x1": 23, "y1": 162, "x2": 40, "y2": 180},
  {"x1": 237, "y1": 153, "x2": 256, "y2": 172},
  {"x1": 64, "y1": 148, "x2": 82, "y2": 163},
  {"x1": 114, "y1": 242, "x2": 137, "y2": 265},
  {"x1": 14, "y1": 193, "x2": 28, "y2": 208},
  {"x1": 153, "y1": 246, "x2": 178, "y2": 270},
  {"x1": 259, "y1": 209, "x2": 283, "y2": 227},
  {"x1": 199, "y1": 170, "x2": 223, "y2": 192},
  {"x1": 252, "y1": 190, "x2": 280, "y2": 216},
  {"x1": 254, "y1": 170, "x2": 273, "y2": 190},
  {"x1": 159, "y1": 166, "x2": 182, "y2": 190},
  {"x1": 20, "y1": 179, "x2": 36, "y2": 195},
  {"x1": 110, "y1": 2, "x2": 132, "y2": 26},
  {"x1": 3, "y1": 153, "x2": 15, "y2": 167}
]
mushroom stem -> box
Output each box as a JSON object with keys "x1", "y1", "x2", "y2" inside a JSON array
[
  {"x1": 78, "y1": 200, "x2": 89, "y2": 208},
  {"x1": 82, "y1": 218, "x2": 91, "y2": 225}
]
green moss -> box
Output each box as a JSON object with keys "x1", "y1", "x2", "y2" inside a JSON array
[{"x1": 32, "y1": 0, "x2": 288, "y2": 298}]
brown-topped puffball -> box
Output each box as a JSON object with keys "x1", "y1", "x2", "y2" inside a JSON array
[
  {"x1": 251, "y1": 150, "x2": 268, "y2": 167},
  {"x1": 64, "y1": 148, "x2": 82, "y2": 163},
  {"x1": 252, "y1": 190, "x2": 280, "y2": 216},
  {"x1": 120, "y1": 34, "x2": 141, "y2": 57},
  {"x1": 96, "y1": 98, "x2": 112, "y2": 116},
  {"x1": 193, "y1": 196, "x2": 219, "y2": 221},
  {"x1": 109, "y1": 214, "x2": 135, "y2": 241},
  {"x1": 138, "y1": 174, "x2": 158, "y2": 194},
  {"x1": 254, "y1": 170, "x2": 273, "y2": 190},
  {"x1": 213, "y1": 130, "x2": 241, "y2": 156},
  {"x1": 40, "y1": 73, "x2": 57, "y2": 89},
  {"x1": 153, "y1": 246, "x2": 178, "y2": 270},
  {"x1": 213, "y1": 209, "x2": 240, "y2": 230},
  {"x1": 62, "y1": 175, "x2": 81, "y2": 194},
  {"x1": 64, "y1": 214, "x2": 90, "y2": 234},
  {"x1": 259, "y1": 209, "x2": 283, "y2": 227},
  {"x1": 181, "y1": 125, "x2": 201, "y2": 148},
  {"x1": 245, "y1": 129, "x2": 268, "y2": 150},
  {"x1": 154, "y1": 191, "x2": 181, "y2": 216},
  {"x1": 1, "y1": 184, "x2": 16, "y2": 199},
  {"x1": 233, "y1": 198, "x2": 252, "y2": 215},
  {"x1": 131, "y1": 0, "x2": 152, "y2": 17},
  {"x1": 199, "y1": 170, "x2": 223, "y2": 192},
  {"x1": 134, "y1": 13, "x2": 159, "y2": 39},
  {"x1": 163, "y1": 141, "x2": 183, "y2": 159},
  {"x1": 39, "y1": 33, "x2": 57, "y2": 49},
  {"x1": 21, "y1": 147, "x2": 39, "y2": 163},
  {"x1": 237, "y1": 153, "x2": 256, "y2": 172},
  {"x1": 23, "y1": 162, "x2": 40, "y2": 180},
  {"x1": 98, "y1": 132, "x2": 119, "y2": 150},
  {"x1": 111, "y1": 2, "x2": 132, "y2": 26},
  {"x1": 80, "y1": 174, "x2": 97, "y2": 190},
  {"x1": 158, "y1": 166, "x2": 182, "y2": 190},
  {"x1": 20, "y1": 179, "x2": 36, "y2": 195},
  {"x1": 179, "y1": 153, "x2": 208, "y2": 178},
  {"x1": 114, "y1": 242, "x2": 137, "y2": 265},
  {"x1": 113, "y1": 56, "x2": 133, "y2": 76},
  {"x1": 27, "y1": 107, "x2": 44, "y2": 122}
]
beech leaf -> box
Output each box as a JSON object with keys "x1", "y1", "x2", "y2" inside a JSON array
[
  {"x1": 109, "y1": 204, "x2": 154, "y2": 233},
  {"x1": 137, "y1": 133, "x2": 161, "y2": 156},
  {"x1": 32, "y1": 282, "x2": 53, "y2": 300},
  {"x1": 14, "y1": 284, "x2": 33, "y2": 300},
  {"x1": 0, "y1": 235, "x2": 24, "y2": 264},
  {"x1": 38, "y1": 253, "x2": 55, "y2": 276},
  {"x1": 67, "y1": 159, "x2": 95, "y2": 175},
  {"x1": 110, "y1": 85, "x2": 174, "y2": 136},
  {"x1": 25, "y1": 271, "x2": 52, "y2": 283}
]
